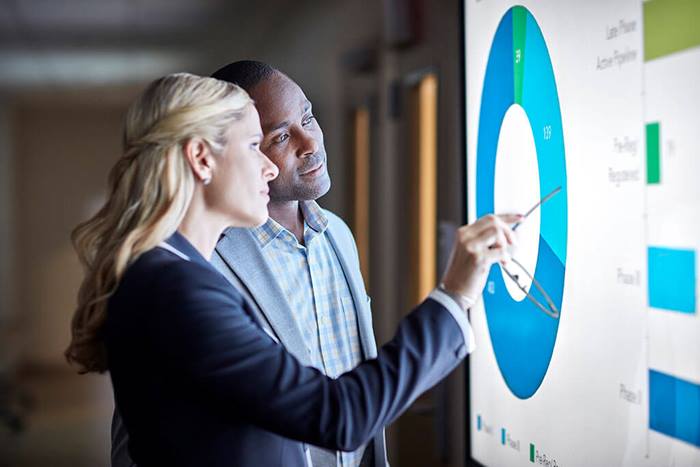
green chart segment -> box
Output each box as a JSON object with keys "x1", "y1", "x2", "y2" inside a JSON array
[
  {"x1": 646, "y1": 122, "x2": 661, "y2": 184},
  {"x1": 513, "y1": 6, "x2": 527, "y2": 104},
  {"x1": 644, "y1": 0, "x2": 700, "y2": 61},
  {"x1": 476, "y1": 5, "x2": 568, "y2": 399}
]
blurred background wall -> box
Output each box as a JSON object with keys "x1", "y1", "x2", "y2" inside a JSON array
[{"x1": 0, "y1": 1, "x2": 467, "y2": 466}]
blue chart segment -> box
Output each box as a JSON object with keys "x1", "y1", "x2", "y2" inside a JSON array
[
  {"x1": 648, "y1": 246, "x2": 697, "y2": 314},
  {"x1": 476, "y1": 6, "x2": 568, "y2": 399},
  {"x1": 649, "y1": 369, "x2": 700, "y2": 448}
]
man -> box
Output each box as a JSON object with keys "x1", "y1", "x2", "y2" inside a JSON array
[
  {"x1": 212, "y1": 61, "x2": 385, "y2": 466},
  {"x1": 212, "y1": 61, "x2": 387, "y2": 466},
  {"x1": 111, "y1": 61, "x2": 387, "y2": 467}
]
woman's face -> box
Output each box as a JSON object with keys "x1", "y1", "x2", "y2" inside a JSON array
[{"x1": 207, "y1": 103, "x2": 279, "y2": 227}]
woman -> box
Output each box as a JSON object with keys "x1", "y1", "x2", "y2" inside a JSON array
[{"x1": 66, "y1": 73, "x2": 517, "y2": 466}]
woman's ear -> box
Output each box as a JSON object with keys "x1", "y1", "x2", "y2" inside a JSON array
[{"x1": 183, "y1": 138, "x2": 214, "y2": 185}]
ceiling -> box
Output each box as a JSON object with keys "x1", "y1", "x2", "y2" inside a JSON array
[
  {"x1": 0, "y1": 0, "x2": 290, "y2": 90},
  {"x1": 0, "y1": 0, "x2": 232, "y2": 45}
]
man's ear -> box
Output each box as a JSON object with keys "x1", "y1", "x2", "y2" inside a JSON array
[{"x1": 183, "y1": 138, "x2": 214, "y2": 184}]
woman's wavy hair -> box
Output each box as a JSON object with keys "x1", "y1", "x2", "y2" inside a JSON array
[{"x1": 66, "y1": 72, "x2": 252, "y2": 373}]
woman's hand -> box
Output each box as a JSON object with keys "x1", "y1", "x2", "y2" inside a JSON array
[{"x1": 440, "y1": 214, "x2": 522, "y2": 306}]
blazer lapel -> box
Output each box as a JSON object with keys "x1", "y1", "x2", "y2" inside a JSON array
[
  {"x1": 214, "y1": 228, "x2": 311, "y2": 365},
  {"x1": 324, "y1": 223, "x2": 378, "y2": 359},
  {"x1": 323, "y1": 216, "x2": 388, "y2": 466}
]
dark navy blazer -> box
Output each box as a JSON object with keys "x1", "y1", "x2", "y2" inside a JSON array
[{"x1": 105, "y1": 232, "x2": 469, "y2": 467}]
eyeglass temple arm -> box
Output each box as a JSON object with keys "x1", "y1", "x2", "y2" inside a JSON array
[
  {"x1": 503, "y1": 257, "x2": 560, "y2": 319},
  {"x1": 511, "y1": 186, "x2": 562, "y2": 232}
]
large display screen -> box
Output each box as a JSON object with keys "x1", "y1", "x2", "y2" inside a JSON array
[{"x1": 464, "y1": 0, "x2": 700, "y2": 465}]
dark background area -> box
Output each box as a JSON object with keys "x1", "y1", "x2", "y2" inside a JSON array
[{"x1": 0, "y1": 1, "x2": 469, "y2": 465}]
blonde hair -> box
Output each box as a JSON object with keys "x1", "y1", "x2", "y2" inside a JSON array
[{"x1": 66, "y1": 72, "x2": 252, "y2": 373}]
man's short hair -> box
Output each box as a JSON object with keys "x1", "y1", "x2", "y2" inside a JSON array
[{"x1": 211, "y1": 60, "x2": 276, "y2": 92}]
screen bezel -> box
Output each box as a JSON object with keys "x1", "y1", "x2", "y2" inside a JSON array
[{"x1": 461, "y1": 1, "x2": 486, "y2": 465}]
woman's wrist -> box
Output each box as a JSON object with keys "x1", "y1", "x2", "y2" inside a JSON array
[{"x1": 437, "y1": 282, "x2": 476, "y2": 312}]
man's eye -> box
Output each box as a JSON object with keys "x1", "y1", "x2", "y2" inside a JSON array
[
  {"x1": 275, "y1": 134, "x2": 289, "y2": 144},
  {"x1": 302, "y1": 115, "x2": 315, "y2": 126}
]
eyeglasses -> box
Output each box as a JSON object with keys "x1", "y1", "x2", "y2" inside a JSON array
[{"x1": 500, "y1": 186, "x2": 561, "y2": 319}]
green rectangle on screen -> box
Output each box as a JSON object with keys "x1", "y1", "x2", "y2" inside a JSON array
[
  {"x1": 530, "y1": 443, "x2": 535, "y2": 462},
  {"x1": 512, "y1": 6, "x2": 527, "y2": 104},
  {"x1": 644, "y1": 0, "x2": 700, "y2": 61},
  {"x1": 646, "y1": 122, "x2": 660, "y2": 184}
]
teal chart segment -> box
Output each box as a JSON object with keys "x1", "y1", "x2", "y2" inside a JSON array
[{"x1": 476, "y1": 6, "x2": 568, "y2": 399}]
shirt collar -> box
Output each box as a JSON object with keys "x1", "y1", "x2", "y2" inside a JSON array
[
  {"x1": 251, "y1": 201, "x2": 328, "y2": 249},
  {"x1": 300, "y1": 200, "x2": 328, "y2": 233}
]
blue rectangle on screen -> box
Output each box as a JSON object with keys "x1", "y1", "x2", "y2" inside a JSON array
[
  {"x1": 648, "y1": 246, "x2": 696, "y2": 313},
  {"x1": 649, "y1": 369, "x2": 700, "y2": 447}
]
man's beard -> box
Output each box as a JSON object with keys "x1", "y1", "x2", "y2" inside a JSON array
[{"x1": 268, "y1": 152, "x2": 331, "y2": 202}]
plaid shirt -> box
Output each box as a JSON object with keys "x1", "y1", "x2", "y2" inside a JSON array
[{"x1": 251, "y1": 201, "x2": 366, "y2": 467}]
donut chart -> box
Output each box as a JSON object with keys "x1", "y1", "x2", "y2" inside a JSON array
[{"x1": 476, "y1": 6, "x2": 568, "y2": 399}]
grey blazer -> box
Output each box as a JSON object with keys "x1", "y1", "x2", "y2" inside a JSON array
[
  {"x1": 211, "y1": 210, "x2": 388, "y2": 467},
  {"x1": 110, "y1": 209, "x2": 388, "y2": 467}
]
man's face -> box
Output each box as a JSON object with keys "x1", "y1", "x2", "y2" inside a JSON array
[{"x1": 249, "y1": 71, "x2": 330, "y2": 202}]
